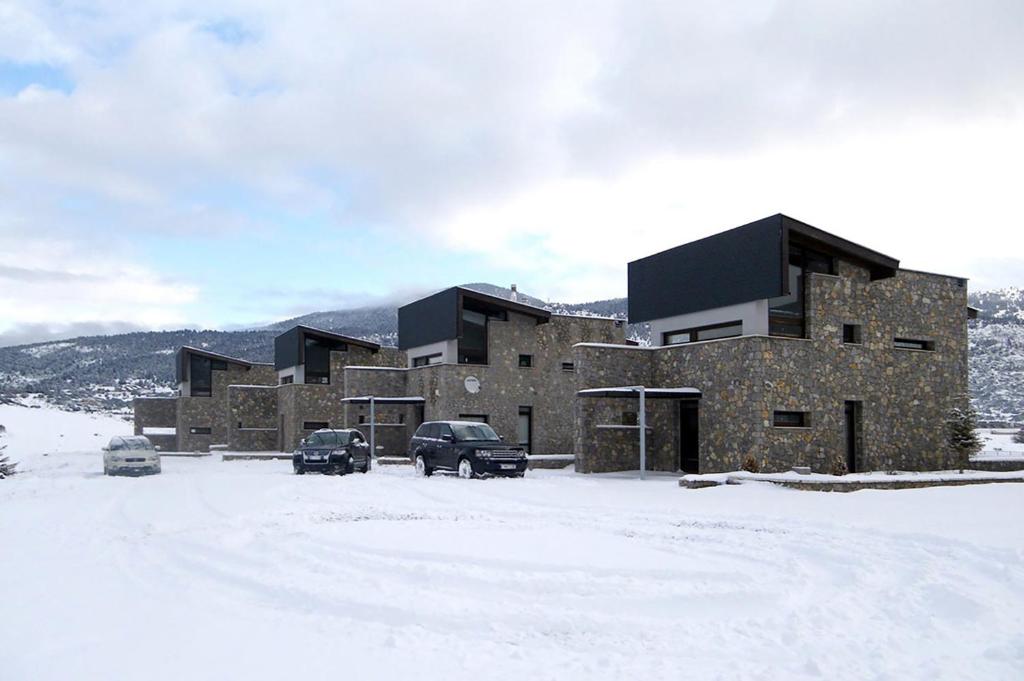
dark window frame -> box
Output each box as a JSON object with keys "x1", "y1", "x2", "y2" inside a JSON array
[
  {"x1": 561, "y1": 362, "x2": 575, "y2": 372},
  {"x1": 894, "y1": 338, "x2": 935, "y2": 351},
  {"x1": 302, "y1": 421, "x2": 330, "y2": 431},
  {"x1": 412, "y1": 353, "x2": 442, "y2": 367},
  {"x1": 663, "y1": 319, "x2": 743, "y2": 346},
  {"x1": 458, "y1": 414, "x2": 489, "y2": 424},
  {"x1": 189, "y1": 426, "x2": 212, "y2": 435},
  {"x1": 518, "y1": 354, "x2": 533, "y2": 368},
  {"x1": 842, "y1": 324, "x2": 863, "y2": 345},
  {"x1": 279, "y1": 374, "x2": 294, "y2": 385},
  {"x1": 458, "y1": 304, "x2": 490, "y2": 365},
  {"x1": 773, "y1": 411, "x2": 810, "y2": 428},
  {"x1": 769, "y1": 244, "x2": 837, "y2": 340}
]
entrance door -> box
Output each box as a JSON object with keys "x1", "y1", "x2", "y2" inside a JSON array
[
  {"x1": 679, "y1": 401, "x2": 699, "y2": 473},
  {"x1": 844, "y1": 401, "x2": 861, "y2": 473},
  {"x1": 517, "y1": 407, "x2": 532, "y2": 453}
]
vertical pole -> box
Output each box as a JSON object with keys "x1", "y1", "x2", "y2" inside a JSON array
[
  {"x1": 639, "y1": 386, "x2": 647, "y2": 480},
  {"x1": 369, "y1": 397, "x2": 376, "y2": 460}
]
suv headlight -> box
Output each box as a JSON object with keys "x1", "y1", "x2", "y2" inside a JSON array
[{"x1": 474, "y1": 449, "x2": 491, "y2": 459}]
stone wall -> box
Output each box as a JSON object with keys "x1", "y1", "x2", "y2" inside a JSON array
[
  {"x1": 575, "y1": 263, "x2": 969, "y2": 474},
  {"x1": 177, "y1": 363, "x2": 277, "y2": 452},
  {"x1": 132, "y1": 396, "x2": 177, "y2": 451},
  {"x1": 342, "y1": 366, "x2": 419, "y2": 456},
  {"x1": 406, "y1": 314, "x2": 626, "y2": 455},
  {"x1": 228, "y1": 385, "x2": 279, "y2": 451}
]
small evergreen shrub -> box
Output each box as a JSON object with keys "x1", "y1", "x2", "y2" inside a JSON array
[
  {"x1": 741, "y1": 455, "x2": 760, "y2": 473},
  {"x1": 1013, "y1": 427, "x2": 1024, "y2": 445},
  {"x1": 829, "y1": 454, "x2": 848, "y2": 477},
  {"x1": 947, "y1": 402, "x2": 983, "y2": 471}
]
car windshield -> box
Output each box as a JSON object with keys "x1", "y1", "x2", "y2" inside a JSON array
[
  {"x1": 451, "y1": 423, "x2": 500, "y2": 442},
  {"x1": 110, "y1": 437, "x2": 153, "y2": 451}
]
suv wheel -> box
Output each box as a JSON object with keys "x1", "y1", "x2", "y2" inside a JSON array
[
  {"x1": 458, "y1": 457, "x2": 474, "y2": 480},
  {"x1": 345, "y1": 455, "x2": 355, "y2": 475},
  {"x1": 294, "y1": 465, "x2": 305, "y2": 475},
  {"x1": 415, "y1": 454, "x2": 432, "y2": 477},
  {"x1": 362, "y1": 456, "x2": 370, "y2": 473}
]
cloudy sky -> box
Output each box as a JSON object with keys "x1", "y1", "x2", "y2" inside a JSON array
[{"x1": 1, "y1": 0, "x2": 1022, "y2": 346}]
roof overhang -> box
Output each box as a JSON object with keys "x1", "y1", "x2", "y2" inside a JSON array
[
  {"x1": 577, "y1": 386, "x2": 702, "y2": 399},
  {"x1": 294, "y1": 325, "x2": 381, "y2": 352},
  {"x1": 341, "y1": 395, "x2": 426, "y2": 405},
  {"x1": 781, "y1": 215, "x2": 899, "y2": 280},
  {"x1": 176, "y1": 346, "x2": 255, "y2": 382},
  {"x1": 457, "y1": 287, "x2": 551, "y2": 323}
]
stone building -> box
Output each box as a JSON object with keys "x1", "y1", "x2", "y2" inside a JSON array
[
  {"x1": 356, "y1": 286, "x2": 629, "y2": 454},
  {"x1": 133, "y1": 347, "x2": 277, "y2": 452},
  {"x1": 269, "y1": 325, "x2": 405, "y2": 451},
  {"x1": 574, "y1": 214, "x2": 971, "y2": 474}
]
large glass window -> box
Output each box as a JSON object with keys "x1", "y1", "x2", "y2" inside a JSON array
[
  {"x1": 190, "y1": 355, "x2": 212, "y2": 397},
  {"x1": 304, "y1": 335, "x2": 347, "y2": 384},
  {"x1": 663, "y1": 321, "x2": 742, "y2": 346},
  {"x1": 459, "y1": 308, "x2": 488, "y2": 365},
  {"x1": 769, "y1": 246, "x2": 835, "y2": 339}
]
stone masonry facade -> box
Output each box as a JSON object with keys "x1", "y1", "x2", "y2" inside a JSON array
[
  {"x1": 334, "y1": 313, "x2": 626, "y2": 456},
  {"x1": 575, "y1": 264, "x2": 969, "y2": 474}
]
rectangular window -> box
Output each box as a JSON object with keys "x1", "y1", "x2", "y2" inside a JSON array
[
  {"x1": 843, "y1": 324, "x2": 862, "y2": 345},
  {"x1": 458, "y1": 307, "x2": 488, "y2": 365},
  {"x1": 189, "y1": 426, "x2": 212, "y2": 435},
  {"x1": 894, "y1": 338, "x2": 935, "y2": 351},
  {"x1": 622, "y1": 411, "x2": 638, "y2": 426},
  {"x1": 279, "y1": 375, "x2": 294, "y2": 385},
  {"x1": 663, "y1": 321, "x2": 742, "y2": 346},
  {"x1": 773, "y1": 411, "x2": 809, "y2": 428},
  {"x1": 561, "y1": 362, "x2": 575, "y2": 372},
  {"x1": 412, "y1": 353, "x2": 442, "y2": 367},
  {"x1": 458, "y1": 414, "x2": 489, "y2": 423},
  {"x1": 358, "y1": 415, "x2": 366, "y2": 424},
  {"x1": 189, "y1": 354, "x2": 213, "y2": 397},
  {"x1": 769, "y1": 245, "x2": 835, "y2": 339},
  {"x1": 518, "y1": 354, "x2": 533, "y2": 368},
  {"x1": 303, "y1": 421, "x2": 329, "y2": 430},
  {"x1": 518, "y1": 406, "x2": 532, "y2": 453},
  {"x1": 304, "y1": 335, "x2": 347, "y2": 385}
]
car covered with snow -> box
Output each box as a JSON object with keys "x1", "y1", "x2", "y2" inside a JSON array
[
  {"x1": 103, "y1": 435, "x2": 161, "y2": 476},
  {"x1": 409, "y1": 421, "x2": 527, "y2": 479},
  {"x1": 293, "y1": 428, "x2": 371, "y2": 475}
]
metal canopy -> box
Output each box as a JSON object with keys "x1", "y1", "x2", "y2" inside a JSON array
[
  {"x1": 341, "y1": 395, "x2": 424, "y2": 456},
  {"x1": 577, "y1": 385, "x2": 702, "y2": 480},
  {"x1": 341, "y1": 396, "x2": 426, "y2": 405},
  {"x1": 577, "y1": 386, "x2": 701, "y2": 399}
]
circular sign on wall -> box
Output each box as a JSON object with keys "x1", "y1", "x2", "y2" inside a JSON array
[{"x1": 464, "y1": 376, "x2": 481, "y2": 394}]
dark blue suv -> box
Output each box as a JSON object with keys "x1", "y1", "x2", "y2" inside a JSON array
[
  {"x1": 294, "y1": 429, "x2": 371, "y2": 475},
  {"x1": 409, "y1": 421, "x2": 527, "y2": 479}
]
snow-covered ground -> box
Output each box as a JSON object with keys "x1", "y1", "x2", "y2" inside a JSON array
[
  {"x1": 2, "y1": 405, "x2": 1024, "y2": 680},
  {"x1": 976, "y1": 428, "x2": 1024, "y2": 459}
]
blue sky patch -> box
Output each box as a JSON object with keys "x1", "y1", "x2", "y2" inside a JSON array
[{"x1": 0, "y1": 61, "x2": 74, "y2": 96}]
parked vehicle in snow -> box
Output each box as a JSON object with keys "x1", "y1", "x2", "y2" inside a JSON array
[
  {"x1": 293, "y1": 428, "x2": 371, "y2": 475},
  {"x1": 103, "y1": 436, "x2": 161, "y2": 476},
  {"x1": 409, "y1": 421, "x2": 527, "y2": 479}
]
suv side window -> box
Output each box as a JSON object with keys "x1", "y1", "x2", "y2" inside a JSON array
[
  {"x1": 438, "y1": 424, "x2": 454, "y2": 441},
  {"x1": 350, "y1": 431, "x2": 364, "y2": 444},
  {"x1": 424, "y1": 423, "x2": 439, "y2": 439}
]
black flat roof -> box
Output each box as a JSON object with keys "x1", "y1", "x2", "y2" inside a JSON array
[{"x1": 628, "y1": 214, "x2": 900, "y2": 324}]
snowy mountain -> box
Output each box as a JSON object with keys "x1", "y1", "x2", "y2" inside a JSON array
[{"x1": 0, "y1": 284, "x2": 1020, "y2": 424}]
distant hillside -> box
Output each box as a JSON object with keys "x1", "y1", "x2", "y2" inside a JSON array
[{"x1": 0, "y1": 284, "x2": 1020, "y2": 424}]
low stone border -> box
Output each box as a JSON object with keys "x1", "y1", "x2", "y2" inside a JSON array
[
  {"x1": 968, "y1": 459, "x2": 1024, "y2": 473},
  {"x1": 158, "y1": 451, "x2": 212, "y2": 458},
  {"x1": 528, "y1": 455, "x2": 575, "y2": 470},
  {"x1": 222, "y1": 452, "x2": 292, "y2": 461},
  {"x1": 681, "y1": 470, "x2": 1024, "y2": 492}
]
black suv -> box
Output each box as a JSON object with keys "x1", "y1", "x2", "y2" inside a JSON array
[
  {"x1": 409, "y1": 421, "x2": 527, "y2": 479},
  {"x1": 293, "y1": 429, "x2": 371, "y2": 475}
]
